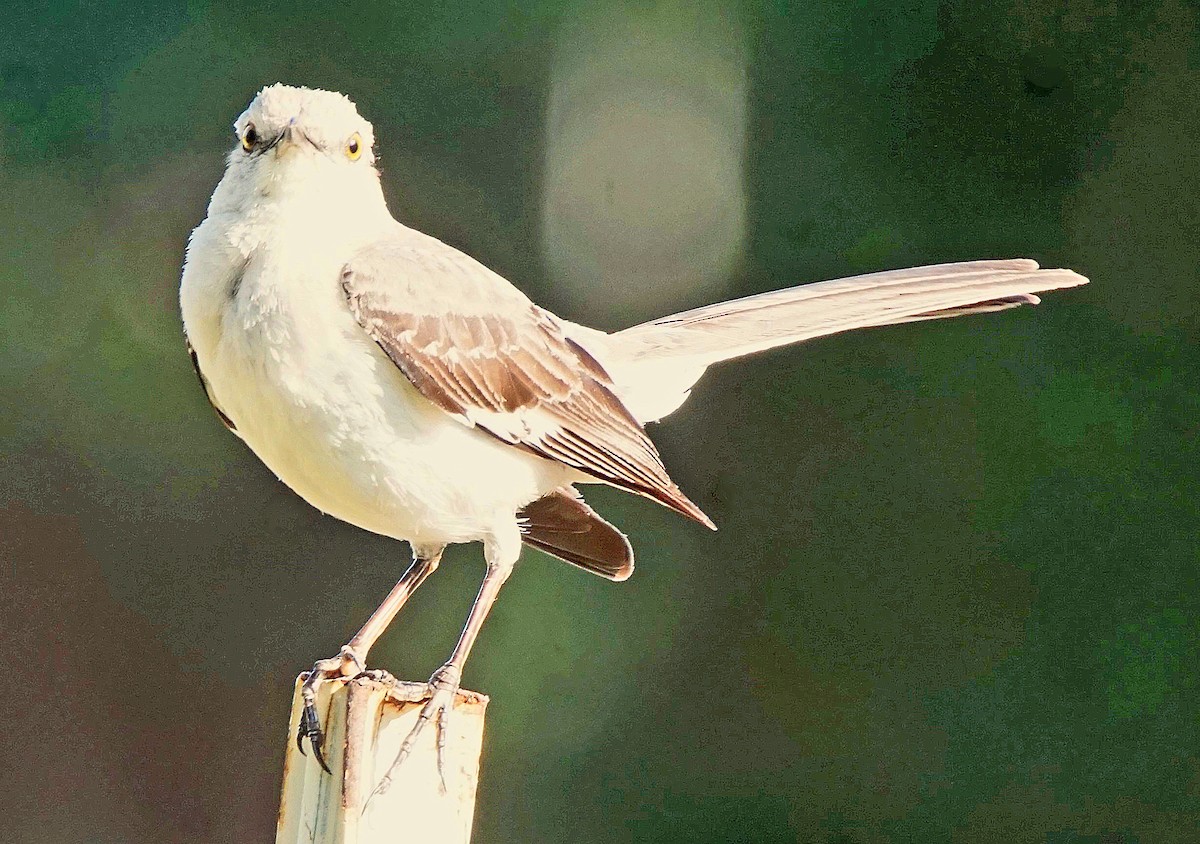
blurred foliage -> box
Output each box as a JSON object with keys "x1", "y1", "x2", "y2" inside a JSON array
[{"x1": 2, "y1": 1, "x2": 1199, "y2": 842}]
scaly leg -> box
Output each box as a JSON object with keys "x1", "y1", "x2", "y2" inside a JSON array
[
  {"x1": 373, "y1": 532, "x2": 518, "y2": 795},
  {"x1": 298, "y1": 544, "x2": 444, "y2": 773}
]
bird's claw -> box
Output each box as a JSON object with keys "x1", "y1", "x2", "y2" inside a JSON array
[
  {"x1": 296, "y1": 645, "x2": 365, "y2": 775},
  {"x1": 355, "y1": 667, "x2": 397, "y2": 685},
  {"x1": 372, "y1": 663, "x2": 462, "y2": 798},
  {"x1": 297, "y1": 685, "x2": 332, "y2": 774}
]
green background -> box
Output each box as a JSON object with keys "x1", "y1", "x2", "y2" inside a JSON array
[{"x1": 2, "y1": 1, "x2": 1198, "y2": 841}]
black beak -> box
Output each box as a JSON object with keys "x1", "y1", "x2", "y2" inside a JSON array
[
  {"x1": 263, "y1": 120, "x2": 318, "y2": 155},
  {"x1": 280, "y1": 121, "x2": 318, "y2": 150}
]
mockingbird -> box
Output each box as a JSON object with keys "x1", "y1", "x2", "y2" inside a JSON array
[{"x1": 180, "y1": 84, "x2": 1087, "y2": 779}]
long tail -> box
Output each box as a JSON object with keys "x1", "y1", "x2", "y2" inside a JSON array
[{"x1": 589, "y1": 259, "x2": 1087, "y2": 422}]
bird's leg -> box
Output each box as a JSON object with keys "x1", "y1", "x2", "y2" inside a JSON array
[
  {"x1": 373, "y1": 541, "x2": 516, "y2": 796},
  {"x1": 298, "y1": 545, "x2": 443, "y2": 773}
]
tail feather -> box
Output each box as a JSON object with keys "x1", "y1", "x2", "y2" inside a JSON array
[
  {"x1": 596, "y1": 259, "x2": 1087, "y2": 422},
  {"x1": 616, "y1": 259, "x2": 1086, "y2": 365}
]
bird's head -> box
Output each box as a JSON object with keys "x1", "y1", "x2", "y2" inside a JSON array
[{"x1": 213, "y1": 84, "x2": 383, "y2": 214}]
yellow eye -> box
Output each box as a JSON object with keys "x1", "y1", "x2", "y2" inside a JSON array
[
  {"x1": 346, "y1": 132, "x2": 363, "y2": 160},
  {"x1": 241, "y1": 124, "x2": 258, "y2": 153}
]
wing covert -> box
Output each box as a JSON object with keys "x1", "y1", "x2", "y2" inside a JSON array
[{"x1": 342, "y1": 230, "x2": 713, "y2": 528}]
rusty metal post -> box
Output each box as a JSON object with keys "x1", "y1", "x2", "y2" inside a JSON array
[{"x1": 276, "y1": 675, "x2": 488, "y2": 844}]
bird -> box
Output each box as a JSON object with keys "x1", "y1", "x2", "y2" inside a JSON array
[{"x1": 180, "y1": 83, "x2": 1088, "y2": 781}]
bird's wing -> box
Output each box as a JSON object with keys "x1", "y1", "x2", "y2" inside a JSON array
[
  {"x1": 186, "y1": 333, "x2": 237, "y2": 433},
  {"x1": 518, "y1": 486, "x2": 634, "y2": 581},
  {"x1": 341, "y1": 228, "x2": 713, "y2": 528}
]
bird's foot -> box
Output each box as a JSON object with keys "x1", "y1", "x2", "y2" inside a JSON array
[
  {"x1": 297, "y1": 645, "x2": 366, "y2": 774},
  {"x1": 373, "y1": 662, "x2": 462, "y2": 797}
]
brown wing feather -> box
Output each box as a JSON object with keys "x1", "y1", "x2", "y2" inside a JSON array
[
  {"x1": 519, "y1": 487, "x2": 633, "y2": 580},
  {"x1": 342, "y1": 239, "x2": 713, "y2": 529}
]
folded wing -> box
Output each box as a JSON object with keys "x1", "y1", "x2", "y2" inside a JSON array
[
  {"x1": 518, "y1": 487, "x2": 633, "y2": 580},
  {"x1": 342, "y1": 228, "x2": 713, "y2": 528}
]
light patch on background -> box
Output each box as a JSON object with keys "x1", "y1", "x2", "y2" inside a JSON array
[{"x1": 541, "y1": 3, "x2": 747, "y2": 319}]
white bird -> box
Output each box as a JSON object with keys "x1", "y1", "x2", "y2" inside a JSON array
[{"x1": 180, "y1": 83, "x2": 1088, "y2": 779}]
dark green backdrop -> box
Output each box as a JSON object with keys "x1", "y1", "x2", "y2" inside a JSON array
[{"x1": 2, "y1": 1, "x2": 1197, "y2": 842}]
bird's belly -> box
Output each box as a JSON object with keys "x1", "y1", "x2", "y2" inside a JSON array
[{"x1": 206, "y1": 310, "x2": 565, "y2": 545}]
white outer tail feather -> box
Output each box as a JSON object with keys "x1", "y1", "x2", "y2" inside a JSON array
[{"x1": 568, "y1": 259, "x2": 1088, "y2": 424}]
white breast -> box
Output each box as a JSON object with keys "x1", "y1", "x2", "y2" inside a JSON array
[{"x1": 180, "y1": 210, "x2": 568, "y2": 546}]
